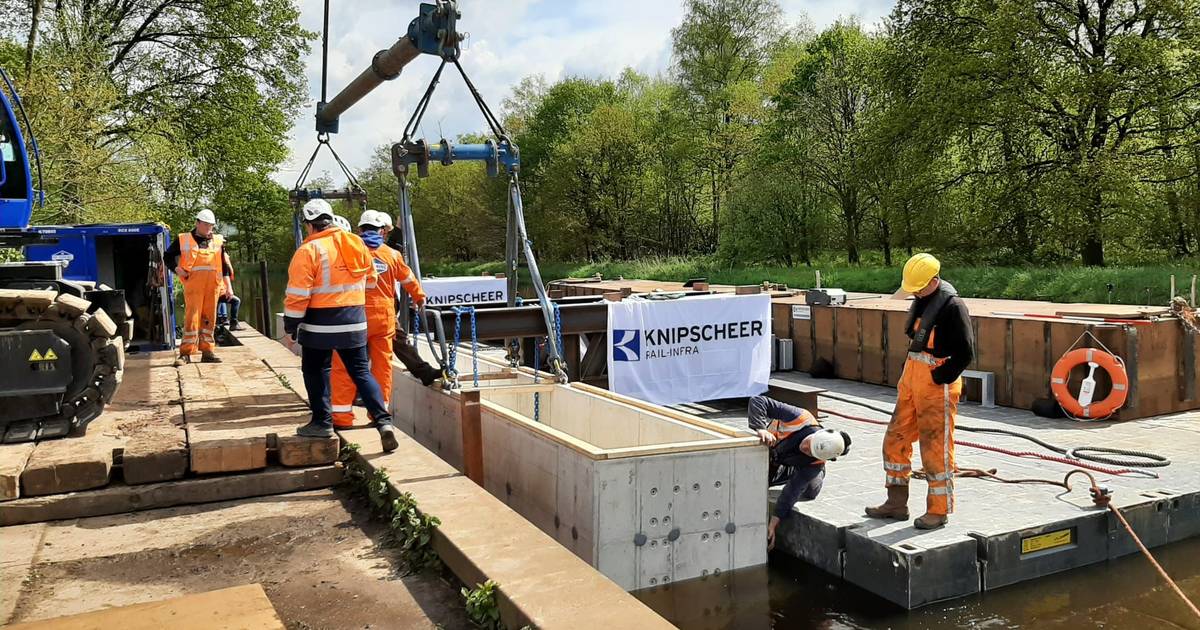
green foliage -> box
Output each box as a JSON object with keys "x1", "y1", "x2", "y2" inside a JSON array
[
  {"x1": 0, "y1": 0, "x2": 309, "y2": 235},
  {"x1": 340, "y1": 459, "x2": 442, "y2": 573},
  {"x1": 461, "y1": 580, "x2": 502, "y2": 630}
]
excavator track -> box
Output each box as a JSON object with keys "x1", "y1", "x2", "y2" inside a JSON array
[{"x1": 0, "y1": 288, "x2": 125, "y2": 443}]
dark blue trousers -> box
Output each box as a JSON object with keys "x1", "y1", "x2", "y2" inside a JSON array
[{"x1": 301, "y1": 344, "x2": 393, "y2": 429}]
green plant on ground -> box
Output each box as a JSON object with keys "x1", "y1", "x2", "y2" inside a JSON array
[
  {"x1": 339, "y1": 453, "x2": 442, "y2": 573},
  {"x1": 389, "y1": 491, "x2": 442, "y2": 572},
  {"x1": 462, "y1": 580, "x2": 502, "y2": 629}
]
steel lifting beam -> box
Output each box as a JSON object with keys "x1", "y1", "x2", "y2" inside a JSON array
[
  {"x1": 315, "y1": 1, "x2": 462, "y2": 134},
  {"x1": 393, "y1": 139, "x2": 519, "y2": 178},
  {"x1": 429, "y1": 299, "x2": 608, "y2": 341}
]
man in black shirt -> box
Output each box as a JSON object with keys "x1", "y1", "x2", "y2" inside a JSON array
[{"x1": 865, "y1": 253, "x2": 974, "y2": 530}]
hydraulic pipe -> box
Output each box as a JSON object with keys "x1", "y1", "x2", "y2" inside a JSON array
[{"x1": 316, "y1": 38, "x2": 419, "y2": 133}]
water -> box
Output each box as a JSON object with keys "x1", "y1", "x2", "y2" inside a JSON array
[{"x1": 634, "y1": 536, "x2": 1200, "y2": 629}]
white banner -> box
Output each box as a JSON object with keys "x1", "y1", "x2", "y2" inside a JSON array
[
  {"x1": 608, "y1": 294, "x2": 772, "y2": 405},
  {"x1": 422, "y1": 276, "x2": 508, "y2": 306}
]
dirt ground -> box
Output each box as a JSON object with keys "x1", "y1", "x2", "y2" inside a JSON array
[{"x1": 0, "y1": 488, "x2": 473, "y2": 629}]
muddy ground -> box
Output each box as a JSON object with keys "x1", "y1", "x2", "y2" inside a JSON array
[{"x1": 1, "y1": 488, "x2": 473, "y2": 629}]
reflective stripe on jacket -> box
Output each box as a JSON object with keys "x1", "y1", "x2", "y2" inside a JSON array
[
  {"x1": 767, "y1": 408, "x2": 820, "y2": 441},
  {"x1": 284, "y1": 227, "x2": 377, "y2": 349}
]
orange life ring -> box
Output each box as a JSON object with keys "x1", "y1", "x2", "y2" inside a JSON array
[{"x1": 1050, "y1": 348, "x2": 1129, "y2": 420}]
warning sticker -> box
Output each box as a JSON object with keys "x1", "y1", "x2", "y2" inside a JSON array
[
  {"x1": 1021, "y1": 528, "x2": 1073, "y2": 554},
  {"x1": 28, "y1": 349, "x2": 58, "y2": 362}
]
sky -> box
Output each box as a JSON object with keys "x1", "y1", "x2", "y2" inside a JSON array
[{"x1": 276, "y1": 0, "x2": 893, "y2": 188}]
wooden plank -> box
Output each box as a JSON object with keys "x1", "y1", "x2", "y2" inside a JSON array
[
  {"x1": 109, "y1": 353, "x2": 188, "y2": 485},
  {"x1": 20, "y1": 433, "x2": 118, "y2": 498},
  {"x1": 6, "y1": 584, "x2": 285, "y2": 630},
  {"x1": 461, "y1": 390, "x2": 484, "y2": 485},
  {"x1": 0, "y1": 465, "x2": 343, "y2": 527},
  {"x1": 0, "y1": 443, "x2": 36, "y2": 501},
  {"x1": 1134, "y1": 322, "x2": 1178, "y2": 418},
  {"x1": 812, "y1": 306, "x2": 835, "y2": 368},
  {"x1": 791, "y1": 313, "x2": 813, "y2": 373},
  {"x1": 1011, "y1": 320, "x2": 1048, "y2": 409},
  {"x1": 975, "y1": 318, "x2": 1011, "y2": 407},
  {"x1": 861, "y1": 310, "x2": 885, "y2": 385},
  {"x1": 834, "y1": 308, "x2": 861, "y2": 380},
  {"x1": 181, "y1": 347, "x2": 335, "y2": 474},
  {"x1": 885, "y1": 311, "x2": 909, "y2": 388}
]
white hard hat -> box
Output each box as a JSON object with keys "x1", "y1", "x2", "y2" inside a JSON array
[
  {"x1": 331, "y1": 214, "x2": 352, "y2": 231},
  {"x1": 358, "y1": 209, "x2": 384, "y2": 228},
  {"x1": 380, "y1": 212, "x2": 394, "y2": 229},
  {"x1": 809, "y1": 428, "x2": 848, "y2": 461},
  {"x1": 301, "y1": 199, "x2": 334, "y2": 222},
  {"x1": 195, "y1": 209, "x2": 216, "y2": 225}
]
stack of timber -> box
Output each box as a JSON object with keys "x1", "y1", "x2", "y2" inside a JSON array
[
  {"x1": 549, "y1": 277, "x2": 798, "y2": 298},
  {"x1": 392, "y1": 344, "x2": 769, "y2": 590},
  {"x1": 772, "y1": 293, "x2": 1194, "y2": 420},
  {"x1": 0, "y1": 337, "x2": 341, "y2": 525}
]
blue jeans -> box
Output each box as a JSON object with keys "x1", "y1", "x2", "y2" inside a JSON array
[
  {"x1": 218, "y1": 295, "x2": 240, "y2": 322},
  {"x1": 301, "y1": 344, "x2": 393, "y2": 429}
]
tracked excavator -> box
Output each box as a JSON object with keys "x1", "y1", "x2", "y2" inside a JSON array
[{"x1": 0, "y1": 68, "x2": 142, "y2": 443}]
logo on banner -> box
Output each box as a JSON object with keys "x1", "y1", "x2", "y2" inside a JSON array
[
  {"x1": 612, "y1": 329, "x2": 641, "y2": 361},
  {"x1": 612, "y1": 320, "x2": 765, "y2": 361}
]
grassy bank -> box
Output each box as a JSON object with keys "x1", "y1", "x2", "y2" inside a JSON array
[{"x1": 423, "y1": 257, "x2": 1200, "y2": 306}]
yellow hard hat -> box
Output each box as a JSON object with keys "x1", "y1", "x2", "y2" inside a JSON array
[{"x1": 898, "y1": 253, "x2": 941, "y2": 294}]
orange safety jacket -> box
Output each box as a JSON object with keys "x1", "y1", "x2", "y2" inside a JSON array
[
  {"x1": 366, "y1": 243, "x2": 425, "y2": 315},
  {"x1": 284, "y1": 227, "x2": 377, "y2": 349},
  {"x1": 178, "y1": 232, "x2": 224, "y2": 274},
  {"x1": 766, "y1": 408, "x2": 820, "y2": 442}
]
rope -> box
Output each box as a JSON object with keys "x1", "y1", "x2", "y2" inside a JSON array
[
  {"x1": 1110, "y1": 501, "x2": 1200, "y2": 620},
  {"x1": 819, "y1": 407, "x2": 1159, "y2": 478},
  {"x1": 818, "y1": 392, "x2": 1170, "y2": 469}
]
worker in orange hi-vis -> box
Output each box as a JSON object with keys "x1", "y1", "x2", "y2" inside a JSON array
[
  {"x1": 285, "y1": 200, "x2": 398, "y2": 452},
  {"x1": 864, "y1": 253, "x2": 974, "y2": 530},
  {"x1": 329, "y1": 210, "x2": 426, "y2": 429},
  {"x1": 164, "y1": 209, "x2": 233, "y2": 366}
]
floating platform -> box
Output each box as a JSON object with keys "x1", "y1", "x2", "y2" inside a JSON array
[{"x1": 694, "y1": 372, "x2": 1200, "y2": 609}]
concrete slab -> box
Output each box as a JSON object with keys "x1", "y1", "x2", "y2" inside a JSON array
[{"x1": 695, "y1": 371, "x2": 1200, "y2": 609}]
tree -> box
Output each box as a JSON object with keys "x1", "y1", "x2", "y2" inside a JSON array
[
  {"x1": 671, "y1": 0, "x2": 784, "y2": 248},
  {"x1": 775, "y1": 22, "x2": 882, "y2": 264},
  {"x1": 893, "y1": 0, "x2": 1200, "y2": 265}
]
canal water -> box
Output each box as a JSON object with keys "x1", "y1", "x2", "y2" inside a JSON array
[
  {"x1": 231, "y1": 269, "x2": 1200, "y2": 629},
  {"x1": 633, "y1": 534, "x2": 1200, "y2": 629}
]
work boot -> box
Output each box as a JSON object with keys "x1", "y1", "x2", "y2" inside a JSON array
[
  {"x1": 173, "y1": 354, "x2": 191, "y2": 367},
  {"x1": 864, "y1": 485, "x2": 910, "y2": 520},
  {"x1": 418, "y1": 366, "x2": 440, "y2": 387},
  {"x1": 229, "y1": 320, "x2": 241, "y2": 331},
  {"x1": 914, "y1": 513, "x2": 948, "y2": 530},
  {"x1": 378, "y1": 424, "x2": 399, "y2": 453},
  {"x1": 200, "y1": 352, "x2": 222, "y2": 364},
  {"x1": 296, "y1": 422, "x2": 335, "y2": 438}
]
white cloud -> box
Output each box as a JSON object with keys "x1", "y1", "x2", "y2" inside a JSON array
[{"x1": 275, "y1": 0, "x2": 892, "y2": 188}]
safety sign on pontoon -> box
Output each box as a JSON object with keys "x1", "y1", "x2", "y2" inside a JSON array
[
  {"x1": 608, "y1": 293, "x2": 771, "y2": 405},
  {"x1": 421, "y1": 276, "x2": 508, "y2": 306}
]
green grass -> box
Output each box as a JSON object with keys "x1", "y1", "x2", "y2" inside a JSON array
[{"x1": 423, "y1": 256, "x2": 1200, "y2": 306}]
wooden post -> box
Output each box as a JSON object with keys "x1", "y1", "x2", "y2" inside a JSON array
[
  {"x1": 460, "y1": 390, "x2": 484, "y2": 485},
  {"x1": 258, "y1": 260, "x2": 272, "y2": 338},
  {"x1": 1192, "y1": 275, "x2": 1197, "y2": 307},
  {"x1": 1171, "y1": 274, "x2": 1176, "y2": 299}
]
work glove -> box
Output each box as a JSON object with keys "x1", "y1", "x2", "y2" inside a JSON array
[{"x1": 283, "y1": 317, "x2": 299, "y2": 340}]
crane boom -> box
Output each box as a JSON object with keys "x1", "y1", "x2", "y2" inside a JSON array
[{"x1": 314, "y1": 1, "x2": 461, "y2": 134}]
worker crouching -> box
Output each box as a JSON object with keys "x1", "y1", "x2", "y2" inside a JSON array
[
  {"x1": 748, "y1": 395, "x2": 851, "y2": 550},
  {"x1": 865, "y1": 253, "x2": 974, "y2": 529},
  {"x1": 284, "y1": 200, "x2": 399, "y2": 452},
  {"x1": 329, "y1": 210, "x2": 428, "y2": 429}
]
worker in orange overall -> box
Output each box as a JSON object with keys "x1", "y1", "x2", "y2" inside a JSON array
[
  {"x1": 329, "y1": 210, "x2": 426, "y2": 429},
  {"x1": 284, "y1": 200, "x2": 398, "y2": 452},
  {"x1": 865, "y1": 253, "x2": 974, "y2": 529},
  {"x1": 165, "y1": 209, "x2": 232, "y2": 366}
]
